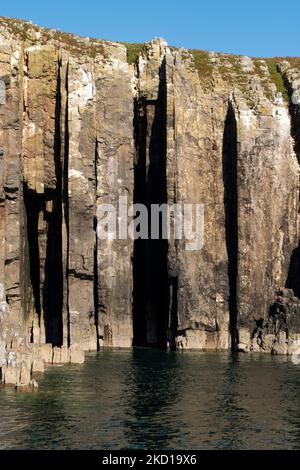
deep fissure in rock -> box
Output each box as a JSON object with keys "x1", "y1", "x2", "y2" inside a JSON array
[
  {"x1": 63, "y1": 63, "x2": 70, "y2": 346},
  {"x1": 43, "y1": 61, "x2": 63, "y2": 346},
  {"x1": 286, "y1": 242, "x2": 300, "y2": 298},
  {"x1": 23, "y1": 185, "x2": 42, "y2": 329},
  {"x1": 133, "y1": 61, "x2": 170, "y2": 348},
  {"x1": 222, "y1": 102, "x2": 239, "y2": 351},
  {"x1": 43, "y1": 190, "x2": 63, "y2": 346}
]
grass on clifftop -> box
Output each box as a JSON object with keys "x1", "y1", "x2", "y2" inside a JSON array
[
  {"x1": 123, "y1": 43, "x2": 146, "y2": 64},
  {"x1": 264, "y1": 59, "x2": 289, "y2": 101},
  {"x1": 0, "y1": 16, "x2": 39, "y2": 40},
  {"x1": 190, "y1": 48, "x2": 293, "y2": 105},
  {"x1": 190, "y1": 50, "x2": 213, "y2": 78},
  {"x1": 1, "y1": 16, "x2": 300, "y2": 100},
  {"x1": 0, "y1": 16, "x2": 108, "y2": 57}
]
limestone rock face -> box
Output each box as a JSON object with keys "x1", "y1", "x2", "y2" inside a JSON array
[
  {"x1": 232, "y1": 92, "x2": 299, "y2": 350},
  {"x1": 1, "y1": 17, "x2": 300, "y2": 385}
]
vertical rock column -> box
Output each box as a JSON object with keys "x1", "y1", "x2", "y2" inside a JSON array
[
  {"x1": 0, "y1": 35, "x2": 24, "y2": 346},
  {"x1": 66, "y1": 55, "x2": 96, "y2": 351},
  {"x1": 231, "y1": 91, "x2": 299, "y2": 349},
  {"x1": 94, "y1": 49, "x2": 134, "y2": 348},
  {"x1": 166, "y1": 50, "x2": 230, "y2": 350},
  {"x1": 22, "y1": 45, "x2": 62, "y2": 346}
]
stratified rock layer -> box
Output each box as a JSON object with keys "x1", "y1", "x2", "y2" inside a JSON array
[{"x1": 1, "y1": 18, "x2": 300, "y2": 386}]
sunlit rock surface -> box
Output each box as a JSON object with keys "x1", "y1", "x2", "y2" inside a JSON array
[{"x1": 1, "y1": 17, "x2": 300, "y2": 386}]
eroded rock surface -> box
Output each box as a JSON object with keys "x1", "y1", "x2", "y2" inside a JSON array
[{"x1": 1, "y1": 17, "x2": 300, "y2": 387}]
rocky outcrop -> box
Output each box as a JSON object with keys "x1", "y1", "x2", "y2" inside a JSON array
[
  {"x1": 248, "y1": 289, "x2": 300, "y2": 355},
  {"x1": 1, "y1": 17, "x2": 300, "y2": 387}
]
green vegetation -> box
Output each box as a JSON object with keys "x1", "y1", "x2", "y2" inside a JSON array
[
  {"x1": 122, "y1": 43, "x2": 146, "y2": 64},
  {"x1": 52, "y1": 30, "x2": 107, "y2": 58},
  {"x1": 189, "y1": 49, "x2": 213, "y2": 84},
  {"x1": 251, "y1": 58, "x2": 273, "y2": 101},
  {"x1": 189, "y1": 46, "x2": 298, "y2": 107},
  {"x1": 264, "y1": 59, "x2": 289, "y2": 101},
  {"x1": 189, "y1": 50, "x2": 256, "y2": 106},
  {"x1": 0, "y1": 16, "x2": 107, "y2": 58},
  {"x1": 219, "y1": 54, "x2": 258, "y2": 109},
  {"x1": 0, "y1": 16, "x2": 39, "y2": 41},
  {"x1": 252, "y1": 57, "x2": 292, "y2": 102},
  {"x1": 1, "y1": 16, "x2": 300, "y2": 104}
]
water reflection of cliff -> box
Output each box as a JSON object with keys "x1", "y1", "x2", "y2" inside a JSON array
[
  {"x1": 1, "y1": 351, "x2": 300, "y2": 449},
  {"x1": 123, "y1": 349, "x2": 182, "y2": 449}
]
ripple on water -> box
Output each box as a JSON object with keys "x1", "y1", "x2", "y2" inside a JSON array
[{"x1": 0, "y1": 350, "x2": 300, "y2": 449}]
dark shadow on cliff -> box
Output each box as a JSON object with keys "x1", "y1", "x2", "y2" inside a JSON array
[
  {"x1": 222, "y1": 101, "x2": 238, "y2": 351},
  {"x1": 23, "y1": 186, "x2": 63, "y2": 346},
  {"x1": 23, "y1": 184, "x2": 42, "y2": 334},
  {"x1": 290, "y1": 105, "x2": 300, "y2": 164},
  {"x1": 132, "y1": 59, "x2": 170, "y2": 349},
  {"x1": 285, "y1": 76, "x2": 300, "y2": 165},
  {"x1": 286, "y1": 240, "x2": 300, "y2": 298},
  {"x1": 43, "y1": 189, "x2": 63, "y2": 346},
  {"x1": 132, "y1": 96, "x2": 147, "y2": 347},
  {"x1": 63, "y1": 63, "x2": 70, "y2": 346}
]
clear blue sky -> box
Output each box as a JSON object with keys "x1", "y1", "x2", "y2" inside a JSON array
[{"x1": 1, "y1": 0, "x2": 299, "y2": 57}]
